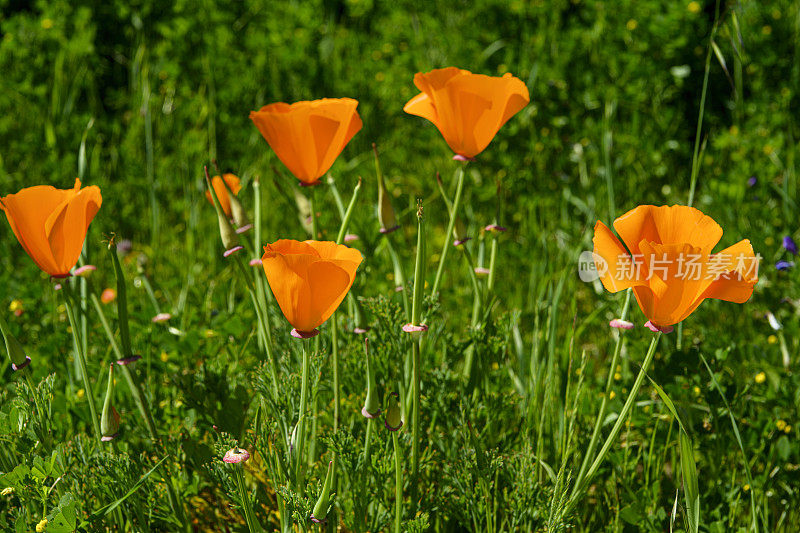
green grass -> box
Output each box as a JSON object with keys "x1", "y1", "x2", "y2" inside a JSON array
[{"x1": 1, "y1": 0, "x2": 800, "y2": 531}]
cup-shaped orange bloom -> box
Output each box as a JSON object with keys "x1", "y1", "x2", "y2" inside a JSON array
[
  {"x1": 205, "y1": 174, "x2": 241, "y2": 218},
  {"x1": 593, "y1": 205, "x2": 758, "y2": 328},
  {"x1": 262, "y1": 240, "x2": 363, "y2": 333},
  {"x1": 403, "y1": 67, "x2": 530, "y2": 159},
  {"x1": 1, "y1": 179, "x2": 102, "y2": 277},
  {"x1": 250, "y1": 98, "x2": 362, "y2": 185}
]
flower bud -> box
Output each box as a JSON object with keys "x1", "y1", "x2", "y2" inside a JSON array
[
  {"x1": 310, "y1": 460, "x2": 335, "y2": 523},
  {"x1": 783, "y1": 236, "x2": 798, "y2": 256},
  {"x1": 223, "y1": 447, "x2": 251, "y2": 464},
  {"x1": 374, "y1": 144, "x2": 399, "y2": 234},
  {"x1": 361, "y1": 338, "x2": 380, "y2": 418},
  {"x1": 220, "y1": 175, "x2": 251, "y2": 230},
  {"x1": 0, "y1": 313, "x2": 30, "y2": 370},
  {"x1": 384, "y1": 392, "x2": 403, "y2": 431},
  {"x1": 204, "y1": 168, "x2": 239, "y2": 250},
  {"x1": 100, "y1": 363, "x2": 120, "y2": 441}
]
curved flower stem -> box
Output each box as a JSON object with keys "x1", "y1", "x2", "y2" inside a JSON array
[
  {"x1": 571, "y1": 288, "x2": 632, "y2": 498},
  {"x1": 61, "y1": 282, "x2": 102, "y2": 442},
  {"x1": 569, "y1": 331, "x2": 661, "y2": 507},
  {"x1": 431, "y1": 163, "x2": 466, "y2": 297},
  {"x1": 232, "y1": 463, "x2": 262, "y2": 533},
  {"x1": 392, "y1": 431, "x2": 403, "y2": 533}
]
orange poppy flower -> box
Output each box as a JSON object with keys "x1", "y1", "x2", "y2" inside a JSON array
[
  {"x1": 403, "y1": 67, "x2": 530, "y2": 159},
  {"x1": 250, "y1": 98, "x2": 362, "y2": 185},
  {"x1": 205, "y1": 174, "x2": 241, "y2": 218},
  {"x1": 593, "y1": 205, "x2": 758, "y2": 329},
  {"x1": 1, "y1": 179, "x2": 102, "y2": 277},
  {"x1": 261, "y1": 240, "x2": 363, "y2": 333}
]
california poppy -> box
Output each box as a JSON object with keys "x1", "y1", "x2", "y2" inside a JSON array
[
  {"x1": 1, "y1": 179, "x2": 102, "y2": 278},
  {"x1": 403, "y1": 67, "x2": 530, "y2": 159},
  {"x1": 593, "y1": 205, "x2": 758, "y2": 329},
  {"x1": 261, "y1": 240, "x2": 363, "y2": 333},
  {"x1": 250, "y1": 98, "x2": 362, "y2": 185},
  {"x1": 205, "y1": 174, "x2": 241, "y2": 218}
]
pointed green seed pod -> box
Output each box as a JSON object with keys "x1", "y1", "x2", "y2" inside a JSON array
[
  {"x1": 361, "y1": 338, "x2": 380, "y2": 418},
  {"x1": 100, "y1": 363, "x2": 120, "y2": 441},
  {"x1": 374, "y1": 144, "x2": 399, "y2": 234},
  {"x1": 310, "y1": 460, "x2": 335, "y2": 523},
  {"x1": 0, "y1": 312, "x2": 30, "y2": 370},
  {"x1": 385, "y1": 392, "x2": 403, "y2": 432}
]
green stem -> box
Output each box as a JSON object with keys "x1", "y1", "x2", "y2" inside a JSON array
[
  {"x1": 385, "y1": 237, "x2": 410, "y2": 320},
  {"x1": 61, "y1": 283, "x2": 102, "y2": 441},
  {"x1": 295, "y1": 338, "x2": 311, "y2": 492},
  {"x1": 392, "y1": 431, "x2": 403, "y2": 533},
  {"x1": 331, "y1": 314, "x2": 340, "y2": 433},
  {"x1": 486, "y1": 235, "x2": 498, "y2": 293},
  {"x1": 233, "y1": 463, "x2": 262, "y2": 533},
  {"x1": 431, "y1": 163, "x2": 466, "y2": 297},
  {"x1": 363, "y1": 418, "x2": 373, "y2": 466},
  {"x1": 571, "y1": 288, "x2": 632, "y2": 500},
  {"x1": 569, "y1": 331, "x2": 661, "y2": 506},
  {"x1": 410, "y1": 338, "x2": 421, "y2": 508}
]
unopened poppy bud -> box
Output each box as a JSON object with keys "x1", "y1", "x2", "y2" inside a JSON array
[
  {"x1": 219, "y1": 175, "x2": 251, "y2": 231},
  {"x1": 204, "y1": 168, "x2": 239, "y2": 250},
  {"x1": 0, "y1": 313, "x2": 30, "y2": 370},
  {"x1": 310, "y1": 460, "x2": 335, "y2": 523},
  {"x1": 384, "y1": 392, "x2": 403, "y2": 431},
  {"x1": 373, "y1": 144, "x2": 399, "y2": 234},
  {"x1": 361, "y1": 338, "x2": 381, "y2": 418},
  {"x1": 100, "y1": 364, "x2": 120, "y2": 441},
  {"x1": 453, "y1": 215, "x2": 469, "y2": 246}
]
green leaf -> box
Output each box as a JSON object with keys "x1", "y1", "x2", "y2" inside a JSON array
[{"x1": 680, "y1": 431, "x2": 700, "y2": 533}]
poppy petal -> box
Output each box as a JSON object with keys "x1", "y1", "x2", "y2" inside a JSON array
[{"x1": 592, "y1": 221, "x2": 646, "y2": 292}]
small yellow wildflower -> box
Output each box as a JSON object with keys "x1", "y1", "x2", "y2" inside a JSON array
[
  {"x1": 614, "y1": 372, "x2": 622, "y2": 381},
  {"x1": 743, "y1": 484, "x2": 750, "y2": 492},
  {"x1": 8, "y1": 300, "x2": 22, "y2": 312},
  {"x1": 776, "y1": 420, "x2": 787, "y2": 431},
  {"x1": 626, "y1": 19, "x2": 638, "y2": 31},
  {"x1": 755, "y1": 372, "x2": 766, "y2": 384},
  {"x1": 76, "y1": 389, "x2": 85, "y2": 400},
  {"x1": 1, "y1": 487, "x2": 13, "y2": 496},
  {"x1": 762, "y1": 25, "x2": 772, "y2": 35},
  {"x1": 608, "y1": 391, "x2": 616, "y2": 400},
  {"x1": 768, "y1": 335, "x2": 777, "y2": 345},
  {"x1": 693, "y1": 386, "x2": 701, "y2": 396},
  {"x1": 785, "y1": 425, "x2": 792, "y2": 434},
  {"x1": 687, "y1": 1, "x2": 701, "y2": 14},
  {"x1": 160, "y1": 351, "x2": 169, "y2": 363},
  {"x1": 491, "y1": 362, "x2": 499, "y2": 371},
  {"x1": 41, "y1": 19, "x2": 53, "y2": 29},
  {"x1": 36, "y1": 518, "x2": 48, "y2": 532}
]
